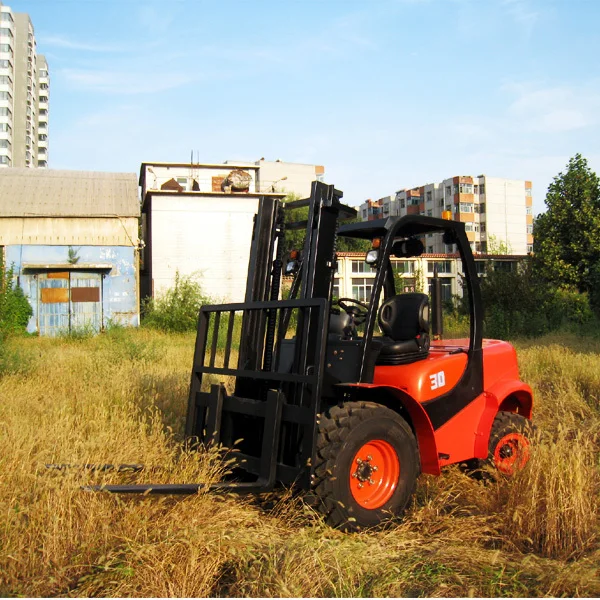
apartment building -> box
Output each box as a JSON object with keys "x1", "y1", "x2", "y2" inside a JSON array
[
  {"x1": 0, "y1": 1, "x2": 49, "y2": 168},
  {"x1": 253, "y1": 158, "x2": 325, "y2": 197},
  {"x1": 360, "y1": 176, "x2": 533, "y2": 255}
]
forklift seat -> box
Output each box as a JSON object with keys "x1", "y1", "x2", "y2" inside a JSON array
[{"x1": 376, "y1": 293, "x2": 430, "y2": 365}]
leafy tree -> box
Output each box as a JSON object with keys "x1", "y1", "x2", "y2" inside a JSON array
[
  {"x1": 534, "y1": 154, "x2": 600, "y2": 295},
  {"x1": 0, "y1": 264, "x2": 33, "y2": 335},
  {"x1": 486, "y1": 234, "x2": 512, "y2": 255},
  {"x1": 282, "y1": 193, "x2": 369, "y2": 256}
]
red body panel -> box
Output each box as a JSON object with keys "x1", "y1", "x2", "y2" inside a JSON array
[{"x1": 350, "y1": 338, "x2": 533, "y2": 474}]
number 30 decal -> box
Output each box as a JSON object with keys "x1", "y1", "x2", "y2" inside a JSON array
[{"x1": 429, "y1": 371, "x2": 446, "y2": 391}]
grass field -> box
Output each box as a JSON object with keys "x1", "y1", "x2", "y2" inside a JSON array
[{"x1": 0, "y1": 328, "x2": 599, "y2": 597}]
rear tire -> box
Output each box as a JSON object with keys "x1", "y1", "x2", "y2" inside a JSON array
[
  {"x1": 487, "y1": 411, "x2": 533, "y2": 475},
  {"x1": 310, "y1": 401, "x2": 419, "y2": 531}
]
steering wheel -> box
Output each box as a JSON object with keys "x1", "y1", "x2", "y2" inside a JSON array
[{"x1": 337, "y1": 297, "x2": 369, "y2": 325}]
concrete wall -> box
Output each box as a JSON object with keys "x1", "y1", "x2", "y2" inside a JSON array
[
  {"x1": 5, "y1": 244, "x2": 139, "y2": 333},
  {"x1": 255, "y1": 160, "x2": 324, "y2": 197},
  {"x1": 148, "y1": 193, "x2": 262, "y2": 302}
]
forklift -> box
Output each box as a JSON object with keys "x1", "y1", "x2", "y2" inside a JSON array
[{"x1": 99, "y1": 181, "x2": 534, "y2": 530}]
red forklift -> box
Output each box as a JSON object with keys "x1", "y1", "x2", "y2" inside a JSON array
[{"x1": 99, "y1": 181, "x2": 534, "y2": 530}]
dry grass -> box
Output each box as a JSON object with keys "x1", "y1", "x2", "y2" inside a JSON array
[{"x1": 0, "y1": 328, "x2": 599, "y2": 597}]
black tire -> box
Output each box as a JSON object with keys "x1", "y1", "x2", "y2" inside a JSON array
[
  {"x1": 486, "y1": 411, "x2": 534, "y2": 476},
  {"x1": 310, "y1": 401, "x2": 420, "y2": 531}
]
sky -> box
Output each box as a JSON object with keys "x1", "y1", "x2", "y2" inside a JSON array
[{"x1": 7, "y1": 0, "x2": 600, "y2": 213}]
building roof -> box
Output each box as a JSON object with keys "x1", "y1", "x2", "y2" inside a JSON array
[{"x1": 0, "y1": 169, "x2": 140, "y2": 217}]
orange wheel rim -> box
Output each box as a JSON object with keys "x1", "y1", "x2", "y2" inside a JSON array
[
  {"x1": 349, "y1": 439, "x2": 400, "y2": 509},
  {"x1": 494, "y1": 433, "x2": 530, "y2": 475}
]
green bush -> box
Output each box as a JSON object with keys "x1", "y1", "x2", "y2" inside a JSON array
[
  {"x1": 0, "y1": 264, "x2": 33, "y2": 336},
  {"x1": 142, "y1": 272, "x2": 210, "y2": 333}
]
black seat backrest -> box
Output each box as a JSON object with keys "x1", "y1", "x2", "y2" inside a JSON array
[{"x1": 378, "y1": 293, "x2": 430, "y2": 341}]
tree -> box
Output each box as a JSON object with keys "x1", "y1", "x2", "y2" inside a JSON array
[
  {"x1": 534, "y1": 154, "x2": 600, "y2": 294},
  {"x1": 282, "y1": 193, "x2": 369, "y2": 256}
]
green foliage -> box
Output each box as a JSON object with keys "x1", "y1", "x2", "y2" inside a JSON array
[
  {"x1": 534, "y1": 154, "x2": 600, "y2": 295},
  {"x1": 486, "y1": 234, "x2": 513, "y2": 255},
  {"x1": 142, "y1": 272, "x2": 209, "y2": 333},
  {"x1": 282, "y1": 193, "x2": 369, "y2": 256},
  {"x1": 479, "y1": 259, "x2": 594, "y2": 339},
  {"x1": 0, "y1": 264, "x2": 33, "y2": 336}
]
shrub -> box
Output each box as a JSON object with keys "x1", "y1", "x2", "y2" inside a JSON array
[
  {"x1": 0, "y1": 264, "x2": 33, "y2": 336},
  {"x1": 142, "y1": 272, "x2": 210, "y2": 333}
]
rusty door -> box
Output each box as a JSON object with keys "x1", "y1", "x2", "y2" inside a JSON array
[{"x1": 38, "y1": 271, "x2": 103, "y2": 336}]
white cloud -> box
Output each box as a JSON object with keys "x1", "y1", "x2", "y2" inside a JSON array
[
  {"x1": 38, "y1": 35, "x2": 127, "y2": 53},
  {"x1": 60, "y1": 68, "x2": 196, "y2": 94},
  {"x1": 505, "y1": 82, "x2": 600, "y2": 133}
]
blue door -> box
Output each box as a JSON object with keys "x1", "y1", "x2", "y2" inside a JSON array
[{"x1": 38, "y1": 271, "x2": 103, "y2": 336}]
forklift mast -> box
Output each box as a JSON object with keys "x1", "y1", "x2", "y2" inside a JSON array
[{"x1": 184, "y1": 181, "x2": 357, "y2": 490}]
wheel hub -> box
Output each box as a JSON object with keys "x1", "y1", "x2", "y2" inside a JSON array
[
  {"x1": 352, "y1": 455, "x2": 379, "y2": 487},
  {"x1": 349, "y1": 440, "x2": 400, "y2": 509}
]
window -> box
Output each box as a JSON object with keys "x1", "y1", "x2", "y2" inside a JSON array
[
  {"x1": 0, "y1": 123, "x2": 10, "y2": 132},
  {"x1": 479, "y1": 184, "x2": 485, "y2": 195},
  {"x1": 332, "y1": 280, "x2": 340, "y2": 299},
  {"x1": 408, "y1": 197, "x2": 421, "y2": 206},
  {"x1": 427, "y1": 260, "x2": 452, "y2": 274},
  {"x1": 399, "y1": 199, "x2": 405, "y2": 209},
  {"x1": 527, "y1": 244, "x2": 533, "y2": 253},
  {"x1": 0, "y1": 91, "x2": 11, "y2": 101},
  {"x1": 351, "y1": 278, "x2": 373, "y2": 302},
  {"x1": 438, "y1": 198, "x2": 444, "y2": 207},
  {"x1": 474, "y1": 185, "x2": 479, "y2": 194},
  {"x1": 453, "y1": 184, "x2": 459, "y2": 194},
  {"x1": 39, "y1": 69, "x2": 48, "y2": 77},
  {"x1": 459, "y1": 202, "x2": 474, "y2": 213},
  {"x1": 398, "y1": 277, "x2": 416, "y2": 293},
  {"x1": 527, "y1": 224, "x2": 533, "y2": 234},
  {"x1": 445, "y1": 185, "x2": 451, "y2": 196},
  {"x1": 38, "y1": 133, "x2": 47, "y2": 141},
  {"x1": 480, "y1": 223, "x2": 486, "y2": 232},
  {"x1": 176, "y1": 177, "x2": 188, "y2": 190},
  {"x1": 0, "y1": 28, "x2": 13, "y2": 38},
  {"x1": 0, "y1": 139, "x2": 10, "y2": 148},
  {"x1": 392, "y1": 260, "x2": 414, "y2": 274},
  {"x1": 37, "y1": 160, "x2": 47, "y2": 167},
  {"x1": 494, "y1": 261, "x2": 516, "y2": 273},
  {"x1": 526, "y1": 206, "x2": 532, "y2": 215},
  {"x1": 352, "y1": 260, "x2": 375, "y2": 273},
  {"x1": 0, "y1": 155, "x2": 9, "y2": 164},
  {"x1": 0, "y1": 107, "x2": 11, "y2": 116},
  {"x1": 39, "y1": 109, "x2": 47, "y2": 116},
  {"x1": 464, "y1": 223, "x2": 474, "y2": 232},
  {"x1": 362, "y1": 209, "x2": 367, "y2": 218},
  {"x1": 445, "y1": 243, "x2": 454, "y2": 253},
  {"x1": 474, "y1": 203, "x2": 486, "y2": 214},
  {"x1": 39, "y1": 96, "x2": 48, "y2": 103},
  {"x1": 475, "y1": 261, "x2": 486, "y2": 275},
  {"x1": 428, "y1": 278, "x2": 452, "y2": 302},
  {"x1": 316, "y1": 173, "x2": 324, "y2": 182},
  {"x1": 0, "y1": 44, "x2": 11, "y2": 54},
  {"x1": 1, "y1": 12, "x2": 14, "y2": 22},
  {"x1": 426, "y1": 191, "x2": 432, "y2": 202},
  {"x1": 525, "y1": 188, "x2": 532, "y2": 197},
  {"x1": 459, "y1": 183, "x2": 473, "y2": 194},
  {"x1": 0, "y1": 59, "x2": 12, "y2": 69},
  {"x1": 445, "y1": 204, "x2": 452, "y2": 212},
  {"x1": 40, "y1": 82, "x2": 48, "y2": 90},
  {"x1": 0, "y1": 75, "x2": 11, "y2": 84},
  {"x1": 475, "y1": 241, "x2": 487, "y2": 253},
  {"x1": 427, "y1": 209, "x2": 432, "y2": 217},
  {"x1": 427, "y1": 245, "x2": 434, "y2": 253}
]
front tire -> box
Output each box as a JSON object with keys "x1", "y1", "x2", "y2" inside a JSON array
[
  {"x1": 311, "y1": 401, "x2": 419, "y2": 531},
  {"x1": 487, "y1": 411, "x2": 533, "y2": 475}
]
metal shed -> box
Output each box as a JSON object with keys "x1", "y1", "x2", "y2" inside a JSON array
[{"x1": 0, "y1": 169, "x2": 140, "y2": 335}]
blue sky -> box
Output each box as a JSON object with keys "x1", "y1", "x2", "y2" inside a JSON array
[{"x1": 10, "y1": 0, "x2": 600, "y2": 213}]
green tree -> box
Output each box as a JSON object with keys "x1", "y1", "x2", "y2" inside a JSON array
[
  {"x1": 282, "y1": 193, "x2": 369, "y2": 256},
  {"x1": 534, "y1": 154, "x2": 600, "y2": 295},
  {"x1": 0, "y1": 264, "x2": 33, "y2": 335}
]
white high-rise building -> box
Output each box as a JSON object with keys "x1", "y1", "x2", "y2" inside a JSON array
[
  {"x1": 360, "y1": 175, "x2": 533, "y2": 255},
  {"x1": 0, "y1": 1, "x2": 49, "y2": 168}
]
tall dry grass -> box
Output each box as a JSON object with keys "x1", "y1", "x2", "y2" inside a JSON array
[{"x1": 0, "y1": 328, "x2": 599, "y2": 597}]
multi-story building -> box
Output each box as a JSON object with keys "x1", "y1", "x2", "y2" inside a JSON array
[
  {"x1": 0, "y1": 1, "x2": 48, "y2": 169},
  {"x1": 360, "y1": 176, "x2": 533, "y2": 255}
]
